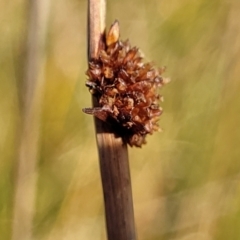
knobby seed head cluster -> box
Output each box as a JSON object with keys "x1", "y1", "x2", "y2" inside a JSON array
[{"x1": 83, "y1": 20, "x2": 169, "y2": 147}]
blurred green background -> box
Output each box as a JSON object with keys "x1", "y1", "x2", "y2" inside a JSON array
[{"x1": 1, "y1": 0, "x2": 240, "y2": 239}]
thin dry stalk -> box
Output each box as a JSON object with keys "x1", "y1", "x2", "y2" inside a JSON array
[
  {"x1": 87, "y1": 0, "x2": 137, "y2": 239},
  {"x1": 11, "y1": 1, "x2": 50, "y2": 239}
]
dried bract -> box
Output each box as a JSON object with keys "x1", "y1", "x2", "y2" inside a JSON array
[{"x1": 83, "y1": 20, "x2": 168, "y2": 147}]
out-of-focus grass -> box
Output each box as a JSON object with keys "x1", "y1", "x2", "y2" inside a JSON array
[{"x1": 1, "y1": 0, "x2": 240, "y2": 239}]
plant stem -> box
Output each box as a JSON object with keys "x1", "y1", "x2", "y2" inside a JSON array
[
  {"x1": 11, "y1": 1, "x2": 50, "y2": 239},
  {"x1": 87, "y1": 0, "x2": 137, "y2": 239}
]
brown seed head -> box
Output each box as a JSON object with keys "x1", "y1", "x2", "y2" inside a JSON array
[{"x1": 83, "y1": 20, "x2": 169, "y2": 147}]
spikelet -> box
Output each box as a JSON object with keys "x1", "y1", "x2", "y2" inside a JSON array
[{"x1": 83, "y1": 20, "x2": 169, "y2": 147}]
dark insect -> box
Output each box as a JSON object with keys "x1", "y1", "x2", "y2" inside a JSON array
[
  {"x1": 83, "y1": 20, "x2": 169, "y2": 147},
  {"x1": 83, "y1": 105, "x2": 112, "y2": 122}
]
